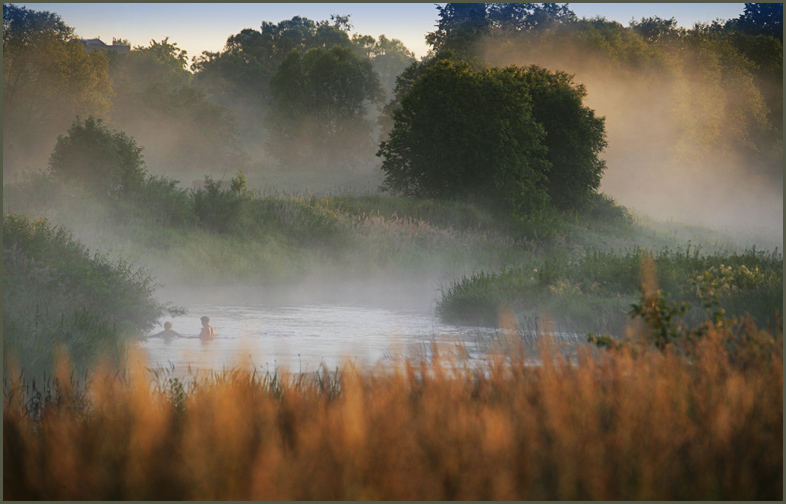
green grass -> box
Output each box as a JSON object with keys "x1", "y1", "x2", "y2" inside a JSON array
[
  {"x1": 437, "y1": 246, "x2": 783, "y2": 335},
  {"x1": 3, "y1": 213, "x2": 184, "y2": 377}
]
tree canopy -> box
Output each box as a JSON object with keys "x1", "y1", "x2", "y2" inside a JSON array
[
  {"x1": 49, "y1": 116, "x2": 146, "y2": 198},
  {"x1": 267, "y1": 45, "x2": 383, "y2": 169},
  {"x1": 378, "y1": 60, "x2": 607, "y2": 216},
  {"x1": 107, "y1": 38, "x2": 245, "y2": 175},
  {"x1": 3, "y1": 4, "x2": 112, "y2": 175}
]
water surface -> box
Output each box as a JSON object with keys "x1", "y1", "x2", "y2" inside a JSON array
[{"x1": 137, "y1": 302, "x2": 502, "y2": 374}]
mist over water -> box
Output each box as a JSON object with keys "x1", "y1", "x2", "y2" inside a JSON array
[
  {"x1": 479, "y1": 37, "x2": 784, "y2": 240},
  {"x1": 138, "y1": 302, "x2": 501, "y2": 374}
]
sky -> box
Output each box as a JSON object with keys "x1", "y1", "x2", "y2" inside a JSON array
[{"x1": 18, "y1": 3, "x2": 747, "y2": 61}]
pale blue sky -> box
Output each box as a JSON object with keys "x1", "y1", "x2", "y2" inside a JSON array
[{"x1": 17, "y1": 3, "x2": 747, "y2": 61}]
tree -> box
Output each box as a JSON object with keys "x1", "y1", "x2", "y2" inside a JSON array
[
  {"x1": 190, "y1": 15, "x2": 358, "y2": 155},
  {"x1": 487, "y1": 2, "x2": 577, "y2": 32},
  {"x1": 425, "y1": 3, "x2": 577, "y2": 57},
  {"x1": 426, "y1": 3, "x2": 491, "y2": 56},
  {"x1": 110, "y1": 37, "x2": 190, "y2": 91},
  {"x1": 732, "y1": 3, "x2": 783, "y2": 41},
  {"x1": 378, "y1": 60, "x2": 550, "y2": 215},
  {"x1": 49, "y1": 116, "x2": 146, "y2": 198},
  {"x1": 3, "y1": 4, "x2": 112, "y2": 176},
  {"x1": 266, "y1": 45, "x2": 383, "y2": 169},
  {"x1": 378, "y1": 60, "x2": 609, "y2": 216},
  {"x1": 517, "y1": 66, "x2": 607, "y2": 210},
  {"x1": 368, "y1": 35, "x2": 417, "y2": 100}
]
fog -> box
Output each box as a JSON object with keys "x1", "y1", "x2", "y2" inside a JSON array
[{"x1": 478, "y1": 35, "x2": 784, "y2": 239}]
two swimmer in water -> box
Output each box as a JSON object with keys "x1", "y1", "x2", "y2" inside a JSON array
[{"x1": 150, "y1": 316, "x2": 214, "y2": 340}]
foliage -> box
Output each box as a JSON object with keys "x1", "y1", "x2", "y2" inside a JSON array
[
  {"x1": 108, "y1": 39, "x2": 246, "y2": 175},
  {"x1": 438, "y1": 245, "x2": 783, "y2": 333},
  {"x1": 48, "y1": 116, "x2": 147, "y2": 198},
  {"x1": 266, "y1": 45, "x2": 383, "y2": 169},
  {"x1": 426, "y1": 3, "x2": 491, "y2": 56},
  {"x1": 109, "y1": 37, "x2": 190, "y2": 91},
  {"x1": 629, "y1": 288, "x2": 690, "y2": 350},
  {"x1": 728, "y1": 2, "x2": 783, "y2": 41},
  {"x1": 123, "y1": 174, "x2": 198, "y2": 228},
  {"x1": 190, "y1": 15, "x2": 358, "y2": 149},
  {"x1": 379, "y1": 59, "x2": 607, "y2": 217},
  {"x1": 192, "y1": 175, "x2": 248, "y2": 234},
  {"x1": 426, "y1": 3, "x2": 578, "y2": 56},
  {"x1": 3, "y1": 4, "x2": 113, "y2": 175},
  {"x1": 3, "y1": 213, "x2": 181, "y2": 375},
  {"x1": 363, "y1": 35, "x2": 416, "y2": 100},
  {"x1": 513, "y1": 65, "x2": 607, "y2": 210}
]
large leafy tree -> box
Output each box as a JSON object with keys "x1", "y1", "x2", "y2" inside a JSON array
[
  {"x1": 381, "y1": 61, "x2": 537, "y2": 215},
  {"x1": 266, "y1": 45, "x2": 383, "y2": 169},
  {"x1": 378, "y1": 60, "x2": 607, "y2": 215},
  {"x1": 3, "y1": 4, "x2": 112, "y2": 176},
  {"x1": 518, "y1": 66, "x2": 607, "y2": 210}
]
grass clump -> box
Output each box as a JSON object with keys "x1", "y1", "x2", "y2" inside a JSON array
[{"x1": 438, "y1": 245, "x2": 783, "y2": 334}]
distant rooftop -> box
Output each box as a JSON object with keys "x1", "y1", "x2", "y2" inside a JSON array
[{"x1": 79, "y1": 37, "x2": 130, "y2": 54}]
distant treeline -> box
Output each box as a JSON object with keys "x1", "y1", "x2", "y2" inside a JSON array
[
  {"x1": 3, "y1": 5, "x2": 415, "y2": 175},
  {"x1": 4, "y1": 3, "x2": 781, "y2": 182}
]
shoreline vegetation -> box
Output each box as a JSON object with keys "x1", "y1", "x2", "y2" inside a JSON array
[
  {"x1": 3, "y1": 171, "x2": 783, "y2": 375},
  {"x1": 4, "y1": 314, "x2": 782, "y2": 500}
]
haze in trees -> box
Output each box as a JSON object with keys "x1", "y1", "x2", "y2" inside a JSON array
[
  {"x1": 267, "y1": 45, "x2": 383, "y2": 170},
  {"x1": 3, "y1": 4, "x2": 112, "y2": 178},
  {"x1": 406, "y1": 2, "x2": 783, "y2": 231}
]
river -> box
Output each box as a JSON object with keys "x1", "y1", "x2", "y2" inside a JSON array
[{"x1": 136, "y1": 302, "x2": 508, "y2": 375}]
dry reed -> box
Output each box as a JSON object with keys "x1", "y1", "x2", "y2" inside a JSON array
[{"x1": 4, "y1": 326, "x2": 782, "y2": 500}]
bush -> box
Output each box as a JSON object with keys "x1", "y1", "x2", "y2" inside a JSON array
[
  {"x1": 3, "y1": 213, "x2": 182, "y2": 374},
  {"x1": 124, "y1": 174, "x2": 197, "y2": 228},
  {"x1": 192, "y1": 175, "x2": 247, "y2": 234},
  {"x1": 48, "y1": 116, "x2": 146, "y2": 198}
]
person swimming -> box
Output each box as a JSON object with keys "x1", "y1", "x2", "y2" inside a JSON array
[
  {"x1": 199, "y1": 316, "x2": 215, "y2": 340},
  {"x1": 152, "y1": 321, "x2": 181, "y2": 339}
]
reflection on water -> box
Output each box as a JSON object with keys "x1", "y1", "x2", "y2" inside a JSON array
[{"x1": 136, "y1": 303, "x2": 505, "y2": 373}]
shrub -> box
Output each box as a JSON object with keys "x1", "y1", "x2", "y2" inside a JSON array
[
  {"x1": 3, "y1": 213, "x2": 182, "y2": 375},
  {"x1": 48, "y1": 116, "x2": 146, "y2": 198},
  {"x1": 192, "y1": 175, "x2": 246, "y2": 234}
]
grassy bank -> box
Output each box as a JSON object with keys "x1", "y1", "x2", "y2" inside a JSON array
[
  {"x1": 4, "y1": 319, "x2": 782, "y2": 500},
  {"x1": 2, "y1": 213, "x2": 183, "y2": 376},
  {"x1": 3, "y1": 170, "x2": 771, "y2": 290},
  {"x1": 437, "y1": 246, "x2": 784, "y2": 334}
]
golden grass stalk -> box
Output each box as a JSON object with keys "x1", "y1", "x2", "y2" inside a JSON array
[{"x1": 4, "y1": 325, "x2": 782, "y2": 500}]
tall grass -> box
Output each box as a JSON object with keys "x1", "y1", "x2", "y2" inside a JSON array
[
  {"x1": 4, "y1": 320, "x2": 781, "y2": 500},
  {"x1": 438, "y1": 245, "x2": 783, "y2": 333}
]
